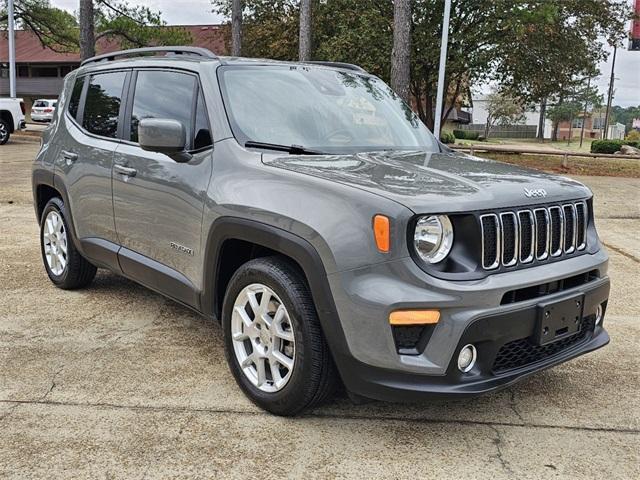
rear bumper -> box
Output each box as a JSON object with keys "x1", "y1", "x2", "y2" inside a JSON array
[{"x1": 330, "y1": 263, "x2": 610, "y2": 402}]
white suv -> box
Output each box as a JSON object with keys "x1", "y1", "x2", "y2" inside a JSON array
[{"x1": 31, "y1": 99, "x2": 57, "y2": 123}]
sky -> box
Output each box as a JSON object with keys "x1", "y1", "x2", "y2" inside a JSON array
[{"x1": 51, "y1": 0, "x2": 639, "y2": 107}]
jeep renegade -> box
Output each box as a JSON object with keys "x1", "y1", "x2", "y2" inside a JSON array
[{"x1": 32, "y1": 47, "x2": 610, "y2": 416}]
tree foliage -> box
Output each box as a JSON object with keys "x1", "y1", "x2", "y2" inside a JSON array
[
  {"x1": 483, "y1": 90, "x2": 526, "y2": 139},
  {"x1": 210, "y1": 0, "x2": 629, "y2": 132},
  {"x1": 1, "y1": 0, "x2": 191, "y2": 55}
]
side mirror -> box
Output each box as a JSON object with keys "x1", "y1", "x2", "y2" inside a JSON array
[{"x1": 138, "y1": 118, "x2": 191, "y2": 162}]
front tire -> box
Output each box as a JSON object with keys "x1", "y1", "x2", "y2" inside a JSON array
[
  {"x1": 0, "y1": 119, "x2": 10, "y2": 145},
  {"x1": 222, "y1": 257, "x2": 338, "y2": 416},
  {"x1": 40, "y1": 197, "x2": 96, "y2": 289}
]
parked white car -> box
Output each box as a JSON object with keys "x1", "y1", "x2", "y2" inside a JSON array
[
  {"x1": 31, "y1": 99, "x2": 58, "y2": 123},
  {"x1": 0, "y1": 97, "x2": 26, "y2": 144}
]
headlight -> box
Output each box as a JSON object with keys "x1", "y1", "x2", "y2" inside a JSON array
[{"x1": 413, "y1": 215, "x2": 454, "y2": 264}]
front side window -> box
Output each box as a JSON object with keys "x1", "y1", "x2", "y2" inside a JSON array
[
  {"x1": 130, "y1": 70, "x2": 196, "y2": 145},
  {"x1": 82, "y1": 72, "x2": 126, "y2": 138},
  {"x1": 218, "y1": 65, "x2": 438, "y2": 154},
  {"x1": 193, "y1": 91, "x2": 212, "y2": 150},
  {"x1": 67, "y1": 76, "x2": 85, "y2": 120}
]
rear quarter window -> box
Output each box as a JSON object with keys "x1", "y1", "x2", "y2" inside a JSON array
[
  {"x1": 82, "y1": 71, "x2": 127, "y2": 138},
  {"x1": 67, "y1": 77, "x2": 85, "y2": 119}
]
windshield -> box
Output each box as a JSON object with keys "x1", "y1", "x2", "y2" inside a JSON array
[{"x1": 218, "y1": 65, "x2": 439, "y2": 154}]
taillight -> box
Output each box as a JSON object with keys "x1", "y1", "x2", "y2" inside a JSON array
[
  {"x1": 20, "y1": 102, "x2": 26, "y2": 115},
  {"x1": 44, "y1": 108, "x2": 53, "y2": 113}
]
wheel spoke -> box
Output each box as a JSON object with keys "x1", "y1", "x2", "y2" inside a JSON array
[
  {"x1": 271, "y1": 350, "x2": 293, "y2": 371},
  {"x1": 272, "y1": 305, "x2": 293, "y2": 341},
  {"x1": 269, "y1": 359, "x2": 283, "y2": 386},
  {"x1": 247, "y1": 290, "x2": 260, "y2": 314},
  {"x1": 255, "y1": 358, "x2": 267, "y2": 387},
  {"x1": 234, "y1": 306, "x2": 253, "y2": 329},
  {"x1": 241, "y1": 354, "x2": 255, "y2": 368},
  {"x1": 259, "y1": 287, "x2": 272, "y2": 313}
]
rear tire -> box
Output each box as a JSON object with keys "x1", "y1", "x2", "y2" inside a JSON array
[
  {"x1": 40, "y1": 197, "x2": 97, "y2": 289},
  {"x1": 222, "y1": 256, "x2": 338, "y2": 416}
]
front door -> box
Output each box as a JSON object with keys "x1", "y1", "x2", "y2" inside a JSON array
[{"x1": 112, "y1": 69, "x2": 213, "y2": 307}]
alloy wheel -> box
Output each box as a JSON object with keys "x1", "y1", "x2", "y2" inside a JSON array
[
  {"x1": 231, "y1": 283, "x2": 296, "y2": 393},
  {"x1": 43, "y1": 210, "x2": 68, "y2": 276},
  {"x1": 0, "y1": 122, "x2": 8, "y2": 143}
]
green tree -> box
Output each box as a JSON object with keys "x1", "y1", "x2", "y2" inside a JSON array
[
  {"x1": 494, "y1": 0, "x2": 629, "y2": 139},
  {"x1": 611, "y1": 105, "x2": 640, "y2": 134},
  {"x1": 483, "y1": 90, "x2": 526, "y2": 139},
  {"x1": 210, "y1": 0, "x2": 630, "y2": 133},
  {"x1": 0, "y1": 0, "x2": 78, "y2": 52},
  {"x1": 1, "y1": 0, "x2": 192, "y2": 59}
]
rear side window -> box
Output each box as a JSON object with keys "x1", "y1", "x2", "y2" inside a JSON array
[
  {"x1": 130, "y1": 70, "x2": 196, "y2": 145},
  {"x1": 82, "y1": 72, "x2": 126, "y2": 138},
  {"x1": 67, "y1": 77, "x2": 84, "y2": 119}
]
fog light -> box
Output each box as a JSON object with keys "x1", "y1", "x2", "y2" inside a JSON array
[
  {"x1": 595, "y1": 304, "x2": 603, "y2": 326},
  {"x1": 457, "y1": 344, "x2": 477, "y2": 373}
]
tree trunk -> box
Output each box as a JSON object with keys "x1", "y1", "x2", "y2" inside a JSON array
[
  {"x1": 299, "y1": 0, "x2": 312, "y2": 61},
  {"x1": 231, "y1": 0, "x2": 243, "y2": 57},
  {"x1": 79, "y1": 0, "x2": 95, "y2": 60},
  {"x1": 537, "y1": 98, "x2": 547, "y2": 141},
  {"x1": 390, "y1": 0, "x2": 411, "y2": 103},
  {"x1": 552, "y1": 121, "x2": 559, "y2": 142},
  {"x1": 484, "y1": 117, "x2": 491, "y2": 139}
]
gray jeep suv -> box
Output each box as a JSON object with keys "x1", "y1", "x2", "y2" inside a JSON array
[{"x1": 32, "y1": 47, "x2": 610, "y2": 416}]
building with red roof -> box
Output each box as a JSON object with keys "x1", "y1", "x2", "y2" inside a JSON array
[{"x1": 1, "y1": 25, "x2": 227, "y2": 116}]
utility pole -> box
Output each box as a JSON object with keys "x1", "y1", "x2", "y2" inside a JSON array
[
  {"x1": 603, "y1": 45, "x2": 617, "y2": 140},
  {"x1": 433, "y1": 0, "x2": 452, "y2": 140},
  {"x1": 299, "y1": 0, "x2": 312, "y2": 61},
  {"x1": 7, "y1": 0, "x2": 17, "y2": 98},
  {"x1": 231, "y1": 0, "x2": 243, "y2": 57},
  {"x1": 579, "y1": 77, "x2": 591, "y2": 149}
]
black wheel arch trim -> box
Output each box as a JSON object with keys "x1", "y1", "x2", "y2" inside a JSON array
[{"x1": 201, "y1": 216, "x2": 354, "y2": 367}]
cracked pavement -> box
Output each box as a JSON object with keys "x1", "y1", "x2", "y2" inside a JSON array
[{"x1": 1, "y1": 140, "x2": 639, "y2": 478}]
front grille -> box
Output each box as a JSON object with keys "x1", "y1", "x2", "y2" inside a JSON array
[
  {"x1": 492, "y1": 316, "x2": 595, "y2": 373},
  {"x1": 481, "y1": 201, "x2": 588, "y2": 270}
]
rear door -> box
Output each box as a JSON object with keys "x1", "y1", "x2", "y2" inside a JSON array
[
  {"x1": 112, "y1": 69, "x2": 213, "y2": 306},
  {"x1": 56, "y1": 70, "x2": 129, "y2": 268}
]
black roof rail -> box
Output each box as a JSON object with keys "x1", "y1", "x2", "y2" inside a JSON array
[
  {"x1": 303, "y1": 61, "x2": 367, "y2": 73},
  {"x1": 80, "y1": 46, "x2": 218, "y2": 66}
]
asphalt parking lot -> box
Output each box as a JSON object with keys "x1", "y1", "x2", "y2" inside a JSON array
[{"x1": 1, "y1": 139, "x2": 639, "y2": 479}]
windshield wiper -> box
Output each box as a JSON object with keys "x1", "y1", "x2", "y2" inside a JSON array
[{"x1": 245, "y1": 141, "x2": 323, "y2": 155}]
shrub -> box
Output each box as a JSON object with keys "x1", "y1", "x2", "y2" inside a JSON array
[
  {"x1": 453, "y1": 129, "x2": 480, "y2": 140},
  {"x1": 590, "y1": 140, "x2": 640, "y2": 154},
  {"x1": 440, "y1": 132, "x2": 456, "y2": 144},
  {"x1": 625, "y1": 130, "x2": 640, "y2": 142}
]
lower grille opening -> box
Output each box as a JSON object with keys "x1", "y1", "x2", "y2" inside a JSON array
[
  {"x1": 500, "y1": 270, "x2": 599, "y2": 305},
  {"x1": 392, "y1": 324, "x2": 436, "y2": 355},
  {"x1": 492, "y1": 316, "x2": 595, "y2": 374}
]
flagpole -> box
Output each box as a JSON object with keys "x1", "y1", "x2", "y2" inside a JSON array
[
  {"x1": 8, "y1": 0, "x2": 17, "y2": 98},
  {"x1": 433, "y1": 0, "x2": 451, "y2": 140}
]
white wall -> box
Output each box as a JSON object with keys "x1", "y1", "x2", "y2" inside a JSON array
[{"x1": 471, "y1": 96, "x2": 552, "y2": 139}]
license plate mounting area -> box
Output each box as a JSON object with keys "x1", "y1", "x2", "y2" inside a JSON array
[{"x1": 535, "y1": 293, "x2": 585, "y2": 346}]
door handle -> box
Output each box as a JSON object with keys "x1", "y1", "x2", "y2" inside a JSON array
[
  {"x1": 61, "y1": 150, "x2": 78, "y2": 164},
  {"x1": 114, "y1": 164, "x2": 137, "y2": 177}
]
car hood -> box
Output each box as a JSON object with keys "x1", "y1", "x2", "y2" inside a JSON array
[{"x1": 262, "y1": 150, "x2": 592, "y2": 213}]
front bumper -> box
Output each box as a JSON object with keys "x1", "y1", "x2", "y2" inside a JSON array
[
  {"x1": 326, "y1": 250, "x2": 610, "y2": 401},
  {"x1": 337, "y1": 280, "x2": 609, "y2": 402}
]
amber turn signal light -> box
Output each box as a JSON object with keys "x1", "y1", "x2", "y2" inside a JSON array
[
  {"x1": 389, "y1": 310, "x2": 440, "y2": 326},
  {"x1": 373, "y1": 215, "x2": 390, "y2": 253}
]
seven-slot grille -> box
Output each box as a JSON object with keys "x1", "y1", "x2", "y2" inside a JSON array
[{"x1": 481, "y1": 201, "x2": 588, "y2": 270}]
